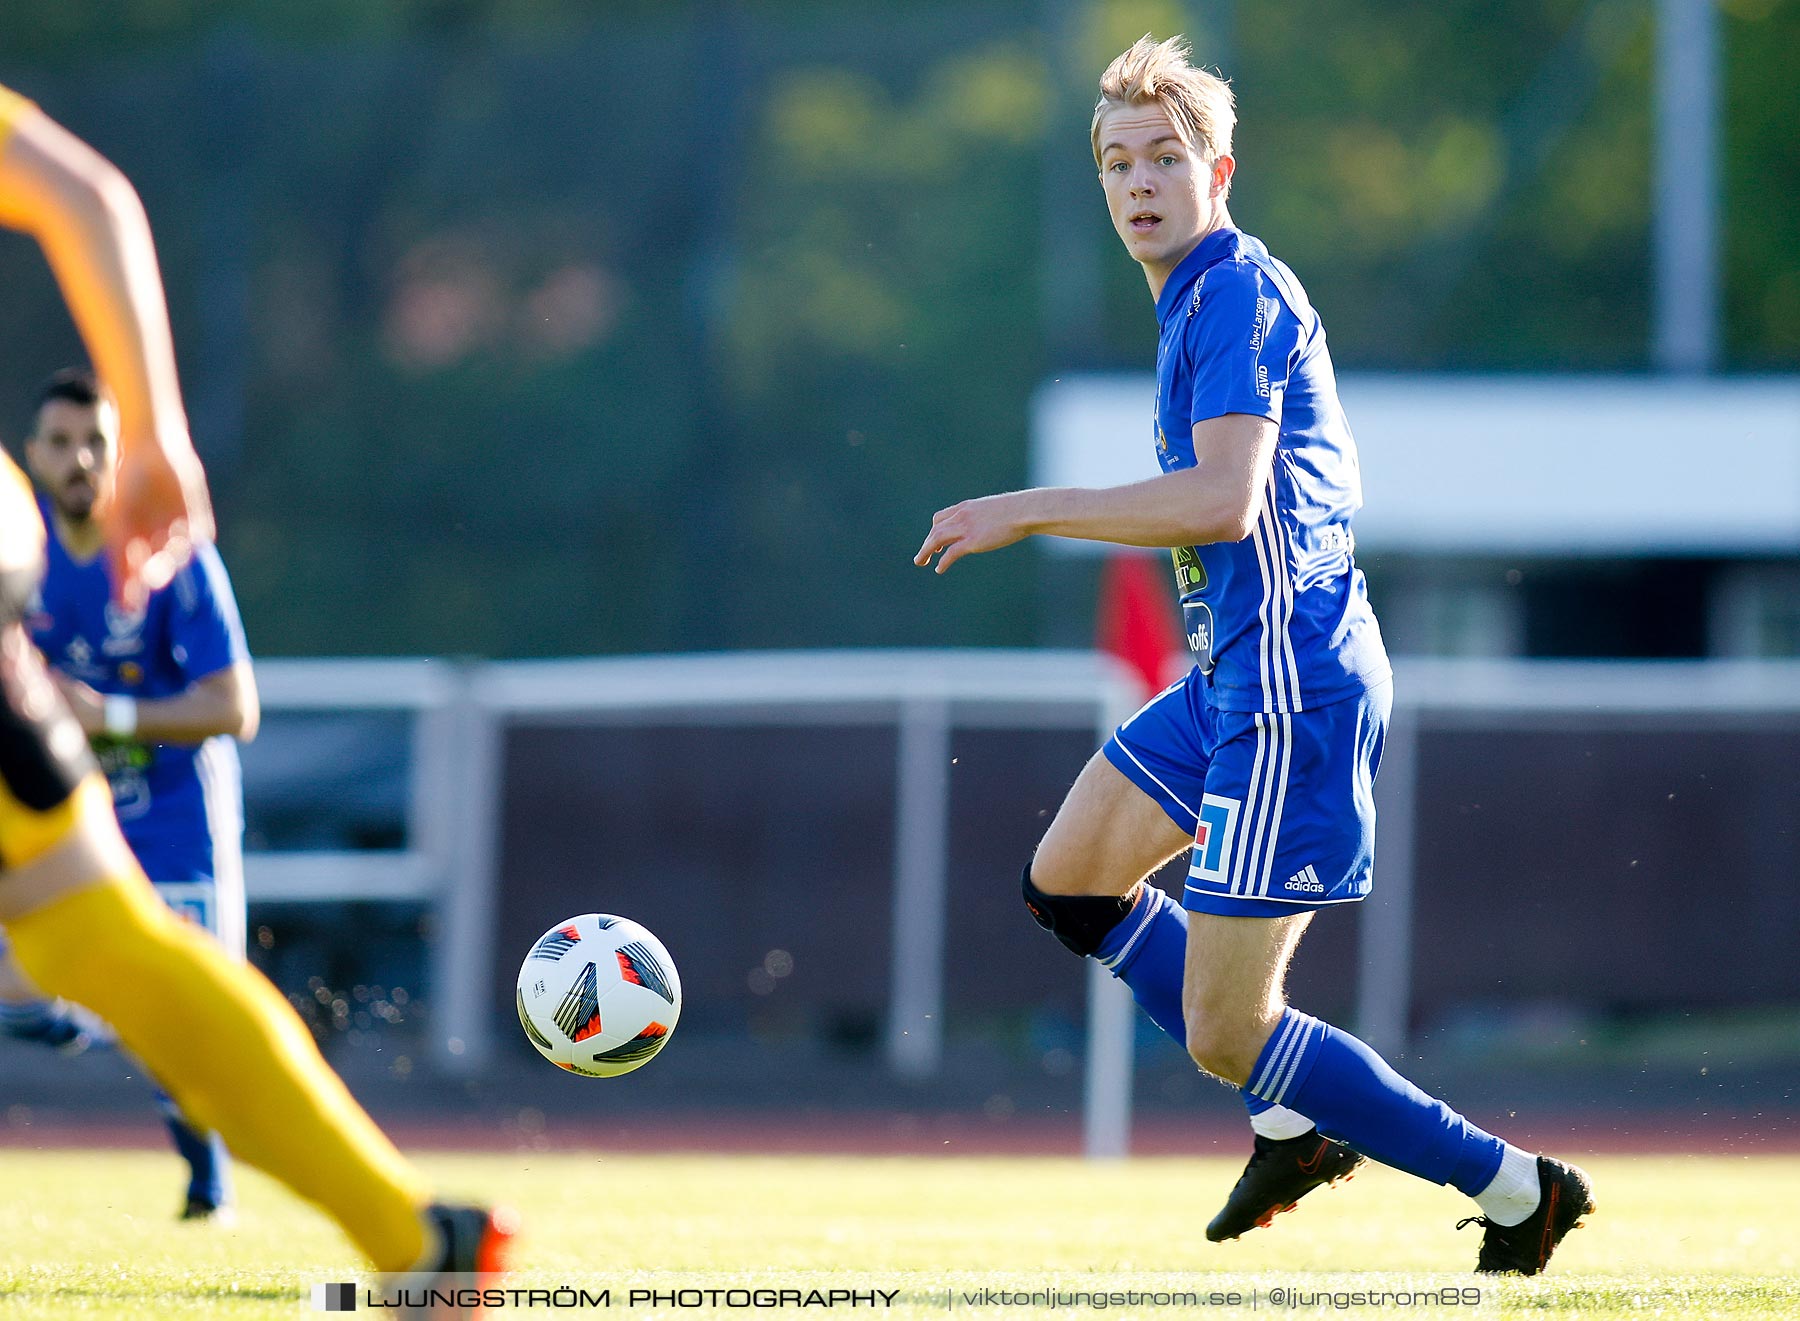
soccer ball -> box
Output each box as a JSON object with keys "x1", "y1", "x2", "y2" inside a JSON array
[{"x1": 515, "y1": 914, "x2": 681, "y2": 1077}]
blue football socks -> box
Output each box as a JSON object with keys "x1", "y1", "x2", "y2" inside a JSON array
[
  {"x1": 1246, "y1": 1006, "x2": 1506, "y2": 1194},
  {"x1": 1092, "y1": 886, "x2": 1313, "y2": 1132},
  {"x1": 153, "y1": 1084, "x2": 233, "y2": 1210},
  {"x1": 1089, "y1": 892, "x2": 1519, "y2": 1203},
  {"x1": 0, "y1": 996, "x2": 101, "y2": 1052},
  {"x1": 1093, "y1": 883, "x2": 1188, "y2": 1042}
]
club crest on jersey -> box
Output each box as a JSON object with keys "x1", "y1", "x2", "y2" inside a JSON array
[
  {"x1": 102, "y1": 599, "x2": 146, "y2": 657},
  {"x1": 1190, "y1": 793, "x2": 1240, "y2": 885}
]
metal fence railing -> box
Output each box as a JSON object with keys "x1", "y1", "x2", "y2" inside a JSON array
[{"x1": 245, "y1": 653, "x2": 1800, "y2": 1154}]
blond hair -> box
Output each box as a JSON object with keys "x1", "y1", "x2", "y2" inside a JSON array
[{"x1": 1091, "y1": 35, "x2": 1236, "y2": 169}]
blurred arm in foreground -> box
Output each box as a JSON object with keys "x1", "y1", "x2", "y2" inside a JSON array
[{"x1": 0, "y1": 90, "x2": 212, "y2": 607}]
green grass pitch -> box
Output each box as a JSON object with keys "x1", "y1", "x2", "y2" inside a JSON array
[{"x1": 1, "y1": 1149, "x2": 1797, "y2": 1317}]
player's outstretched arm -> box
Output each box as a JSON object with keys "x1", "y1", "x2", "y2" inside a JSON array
[
  {"x1": 915, "y1": 413, "x2": 1275, "y2": 573},
  {"x1": 52, "y1": 663, "x2": 259, "y2": 745},
  {"x1": 0, "y1": 101, "x2": 213, "y2": 607}
]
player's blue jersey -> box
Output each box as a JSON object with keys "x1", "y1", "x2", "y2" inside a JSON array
[
  {"x1": 28, "y1": 501, "x2": 249, "y2": 881},
  {"x1": 1153, "y1": 226, "x2": 1389, "y2": 714}
]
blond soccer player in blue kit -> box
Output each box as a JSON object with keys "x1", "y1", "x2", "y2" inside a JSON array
[{"x1": 916, "y1": 37, "x2": 1594, "y2": 1273}]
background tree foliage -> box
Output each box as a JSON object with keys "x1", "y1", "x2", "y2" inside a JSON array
[{"x1": 1, "y1": 0, "x2": 1793, "y2": 656}]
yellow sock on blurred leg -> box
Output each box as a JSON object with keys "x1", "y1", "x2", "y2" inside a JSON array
[{"x1": 6, "y1": 868, "x2": 432, "y2": 1270}]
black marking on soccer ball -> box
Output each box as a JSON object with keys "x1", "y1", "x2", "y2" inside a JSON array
[
  {"x1": 589, "y1": 1022, "x2": 670, "y2": 1066},
  {"x1": 616, "y1": 941, "x2": 676, "y2": 1005},
  {"x1": 516, "y1": 987, "x2": 554, "y2": 1052},
  {"x1": 529, "y1": 924, "x2": 581, "y2": 962},
  {"x1": 592, "y1": 915, "x2": 619, "y2": 929},
  {"x1": 551, "y1": 962, "x2": 603, "y2": 1043}
]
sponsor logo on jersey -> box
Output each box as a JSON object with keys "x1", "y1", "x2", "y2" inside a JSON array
[
  {"x1": 1171, "y1": 545, "x2": 1207, "y2": 594},
  {"x1": 1256, "y1": 363, "x2": 1271, "y2": 398},
  {"x1": 1189, "y1": 272, "x2": 1207, "y2": 317},
  {"x1": 1190, "y1": 793, "x2": 1241, "y2": 885},
  {"x1": 1181, "y1": 597, "x2": 1216, "y2": 675},
  {"x1": 1185, "y1": 609, "x2": 1212, "y2": 655},
  {"x1": 1249, "y1": 296, "x2": 1271, "y2": 353},
  {"x1": 1287, "y1": 864, "x2": 1326, "y2": 894}
]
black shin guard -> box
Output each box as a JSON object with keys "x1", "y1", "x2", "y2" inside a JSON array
[
  {"x1": 1, "y1": 626, "x2": 94, "y2": 813},
  {"x1": 1021, "y1": 865, "x2": 1139, "y2": 959}
]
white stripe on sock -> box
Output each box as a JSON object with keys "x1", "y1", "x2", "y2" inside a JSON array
[
  {"x1": 1249, "y1": 1013, "x2": 1301, "y2": 1098},
  {"x1": 1099, "y1": 889, "x2": 1161, "y2": 970},
  {"x1": 1268, "y1": 1014, "x2": 1319, "y2": 1104}
]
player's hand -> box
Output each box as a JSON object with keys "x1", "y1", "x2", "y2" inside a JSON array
[
  {"x1": 49, "y1": 672, "x2": 105, "y2": 737},
  {"x1": 914, "y1": 493, "x2": 1031, "y2": 574},
  {"x1": 107, "y1": 425, "x2": 215, "y2": 612}
]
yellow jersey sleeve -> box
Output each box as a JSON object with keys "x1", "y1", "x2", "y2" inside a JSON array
[{"x1": 0, "y1": 84, "x2": 35, "y2": 152}]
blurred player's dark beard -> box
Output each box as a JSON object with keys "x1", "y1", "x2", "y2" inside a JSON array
[{"x1": 54, "y1": 484, "x2": 101, "y2": 526}]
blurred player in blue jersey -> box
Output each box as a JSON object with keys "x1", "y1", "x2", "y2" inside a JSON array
[
  {"x1": 916, "y1": 36, "x2": 1593, "y2": 1274},
  {"x1": 0, "y1": 83, "x2": 513, "y2": 1299},
  {"x1": 0, "y1": 367, "x2": 258, "y2": 1221}
]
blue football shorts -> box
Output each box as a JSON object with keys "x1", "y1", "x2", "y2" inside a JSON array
[
  {"x1": 1103, "y1": 670, "x2": 1391, "y2": 917},
  {"x1": 137, "y1": 838, "x2": 246, "y2": 960}
]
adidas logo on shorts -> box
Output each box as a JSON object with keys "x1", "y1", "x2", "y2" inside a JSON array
[{"x1": 1287, "y1": 865, "x2": 1326, "y2": 894}]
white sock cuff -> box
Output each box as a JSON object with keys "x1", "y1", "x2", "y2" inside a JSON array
[
  {"x1": 1248, "y1": 1104, "x2": 1317, "y2": 1141},
  {"x1": 1473, "y1": 1144, "x2": 1542, "y2": 1227}
]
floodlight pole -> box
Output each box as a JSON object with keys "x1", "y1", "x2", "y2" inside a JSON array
[
  {"x1": 887, "y1": 695, "x2": 953, "y2": 1077},
  {"x1": 1355, "y1": 697, "x2": 1419, "y2": 1060},
  {"x1": 1652, "y1": 0, "x2": 1720, "y2": 374},
  {"x1": 1082, "y1": 667, "x2": 1150, "y2": 1158},
  {"x1": 1083, "y1": 961, "x2": 1136, "y2": 1158},
  {"x1": 432, "y1": 679, "x2": 504, "y2": 1075}
]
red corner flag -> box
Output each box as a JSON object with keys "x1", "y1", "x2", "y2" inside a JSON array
[{"x1": 1097, "y1": 551, "x2": 1184, "y2": 699}]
